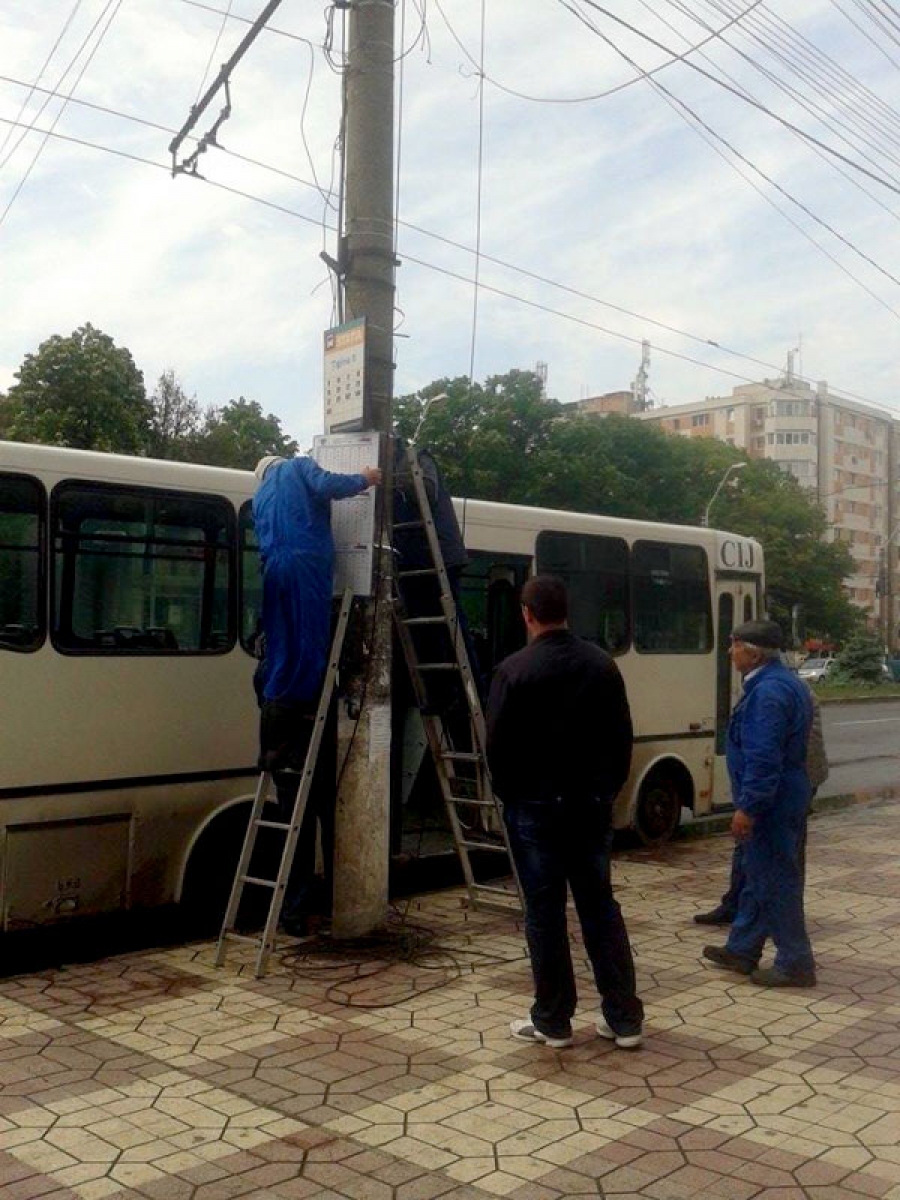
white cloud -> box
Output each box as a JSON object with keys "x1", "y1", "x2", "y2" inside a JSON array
[{"x1": 2, "y1": 0, "x2": 900, "y2": 449}]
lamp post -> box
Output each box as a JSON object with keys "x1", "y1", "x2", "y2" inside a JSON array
[{"x1": 702, "y1": 462, "x2": 747, "y2": 527}]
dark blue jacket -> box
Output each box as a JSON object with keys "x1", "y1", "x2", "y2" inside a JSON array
[{"x1": 727, "y1": 660, "x2": 812, "y2": 819}]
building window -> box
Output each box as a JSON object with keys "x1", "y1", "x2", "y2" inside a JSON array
[
  {"x1": 0, "y1": 474, "x2": 45, "y2": 652},
  {"x1": 536, "y1": 531, "x2": 630, "y2": 654},
  {"x1": 691, "y1": 413, "x2": 710, "y2": 427},
  {"x1": 632, "y1": 541, "x2": 712, "y2": 654},
  {"x1": 52, "y1": 483, "x2": 235, "y2": 654}
]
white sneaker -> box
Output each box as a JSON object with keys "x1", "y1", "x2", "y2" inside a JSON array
[
  {"x1": 596, "y1": 1016, "x2": 643, "y2": 1049},
  {"x1": 509, "y1": 1019, "x2": 573, "y2": 1048}
]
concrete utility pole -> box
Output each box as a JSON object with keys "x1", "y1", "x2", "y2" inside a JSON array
[{"x1": 332, "y1": 0, "x2": 396, "y2": 938}]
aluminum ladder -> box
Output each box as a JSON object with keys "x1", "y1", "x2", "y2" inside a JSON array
[
  {"x1": 393, "y1": 444, "x2": 522, "y2": 916},
  {"x1": 214, "y1": 588, "x2": 353, "y2": 977}
]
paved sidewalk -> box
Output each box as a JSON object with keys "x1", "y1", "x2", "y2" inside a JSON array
[{"x1": 0, "y1": 799, "x2": 898, "y2": 1200}]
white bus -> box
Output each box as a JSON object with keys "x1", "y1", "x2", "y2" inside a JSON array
[{"x1": 0, "y1": 440, "x2": 762, "y2": 932}]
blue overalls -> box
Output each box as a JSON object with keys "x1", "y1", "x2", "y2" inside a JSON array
[
  {"x1": 252, "y1": 457, "x2": 367, "y2": 704},
  {"x1": 725, "y1": 660, "x2": 816, "y2": 977}
]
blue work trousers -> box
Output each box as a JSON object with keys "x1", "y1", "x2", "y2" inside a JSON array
[
  {"x1": 726, "y1": 805, "x2": 815, "y2": 976},
  {"x1": 503, "y1": 796, "x2": 643, "y2": 1040}
]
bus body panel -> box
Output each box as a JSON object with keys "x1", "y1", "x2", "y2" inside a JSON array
[{"x1": 0, "y1": 440, "x2": 764, "y2": 930}]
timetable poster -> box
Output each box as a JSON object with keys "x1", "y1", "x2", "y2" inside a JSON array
[
  {"x1": 323, "y1": 318, "x2": 366, "y2": 433},
  {"x1": 312, "y1": 432, "x2": 379, "y2": 597}
]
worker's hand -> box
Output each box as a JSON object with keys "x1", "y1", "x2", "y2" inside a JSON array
[
  {"x1": 731, "y1": 809, "x2": 754, "y2": 841},
  {"x1": 362, "y1": 466, "x2": 382, "y2": 487}
]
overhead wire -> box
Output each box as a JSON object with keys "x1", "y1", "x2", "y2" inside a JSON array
[
  {"x1": 555, "y1": 0, "x2": 900, "y2": 315},
  {"x1": 430, "y1": 0, "x2": 765, "y2": 105},
  {"x1": 652, "y1": 0, "x2": 900, "y2": 225},
  {"x1": 0, "y1": 0, "x2": 84, "y2": 163},
  {"x1": 0, "y1": 0, "x2": 123, "y2": 230},
  {"x1": 193, "y1": 0, "x2": 234, "y2": 106},
  {"x1": 561, "y1": 0, "x2": 900, "y2": 197},
  {"x1": 667, "y1": 0, "x2": 900, "y2": 178},
  {"x1": 0, "y1": 0, "x2": 118, "y2": 173},
  {"x1": 826, "y1": 0, "x2": 900, "y2": 70},
  {"x1": 0, "y1": 88, "x2": 894, "y2": 411}
]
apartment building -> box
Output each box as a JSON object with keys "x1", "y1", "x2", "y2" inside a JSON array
[{"x1": 640, "y1": 375, "x2": 898, "y2": 639}]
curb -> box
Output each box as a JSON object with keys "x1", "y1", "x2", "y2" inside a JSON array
[
  {"x1": 677, "y1": 786, "x2": 900, "y2": 841},
  {"x1": 817, "y1": 693, "x2": 900, "y2": 705}
]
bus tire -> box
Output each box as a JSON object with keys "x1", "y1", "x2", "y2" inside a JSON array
[
  {"x1": 633, "y1": 770, "x2": 684, "y2": 846},
  {"x1": 180, "y1": 803, "x2": 268, "y2": 936}
]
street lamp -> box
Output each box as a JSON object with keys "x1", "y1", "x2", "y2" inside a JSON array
[
  {"x1": 702, "y1": 462, "x2": 747, "y2": 527},
  {"x1": 412, "y1": 392, "x2": 447, "y2": 445}
]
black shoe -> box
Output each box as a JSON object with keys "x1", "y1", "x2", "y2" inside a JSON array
[
  {"x1": 280, "y1": 916, "x2": 312, "y2": 939},
  {"x1": 693, "y1": 909, "x2": 734, "y2": 926},
  {"x1": 751, "y1": 966, "x2": 816, "y2": 988},
  {"x1": 702, "y1": 945, "x2": 755, "y2": 975}
]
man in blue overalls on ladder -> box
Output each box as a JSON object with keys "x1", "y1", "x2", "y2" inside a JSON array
[{"x1": 252, "y1": 452, "x2": 381, "y2": 936}]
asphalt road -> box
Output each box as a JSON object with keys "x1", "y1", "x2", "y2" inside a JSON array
[{"x1": 819, "y1": 698, "x2": 900, "y2": 797}]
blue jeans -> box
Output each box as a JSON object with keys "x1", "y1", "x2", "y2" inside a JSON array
[
  {"x1": 718, "y1": 800, "x2": 812, "y2": 919},
  {"x1": 504, "y1": 796, "x2": 643, "y2": 1040},
  {"x1": 726, "y1": 805, "x2": 815, "y2": 976}
]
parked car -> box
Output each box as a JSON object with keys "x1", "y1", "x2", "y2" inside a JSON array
[{"x1": 798, "y1": 657, "x2": 836, "y2": 683}]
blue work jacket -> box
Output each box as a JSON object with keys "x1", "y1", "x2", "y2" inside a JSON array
[
  {"x1": 726, "y1": 660, "x2": 813, "y2": 819},
  {"x1": 253, "y1": 456, "x2": 367, "y2": 564}
]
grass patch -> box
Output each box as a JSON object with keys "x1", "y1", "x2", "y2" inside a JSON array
[{"x1": 814, "y1": 680, "x2": 900, "y2": 701}]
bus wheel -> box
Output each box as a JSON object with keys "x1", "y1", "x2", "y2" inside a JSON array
[{"x1": 634, "y1": 772, "x2": 684, "y2": 846}]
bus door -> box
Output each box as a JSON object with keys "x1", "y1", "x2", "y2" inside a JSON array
[{"x1": 712, "y1": 574, "x2": 759, "y2": 806}]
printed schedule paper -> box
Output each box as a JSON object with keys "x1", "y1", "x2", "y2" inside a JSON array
[{"x1": 312, "y1": 432, "x2": 379, "y2": 597}]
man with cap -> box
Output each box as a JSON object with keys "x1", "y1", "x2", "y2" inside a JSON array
[
  {"x1": 702, "y1": 619, "x2": 817, "y2": 987},
  {"x1": 252, "y1": 452, "x2": 380, "y2": 936}
]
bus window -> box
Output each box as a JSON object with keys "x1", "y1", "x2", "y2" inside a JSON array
[
  {"x1": 239, "y1": 500, "x2": 262, "y2": 656},
  {"x1": 536, "y1": 530, "x2": 629, "y2": 654},
  {"x1": 0, "y1": 474, "x2": 44, "y2": 652},
  {"x1": 459, "y1": 551, "x2": 530, "y2": 675},
  {"x1": 52, "y1": 483, "x2": 234, "y2": 653},
  {"x1": 633, "y1": 541, "x2": 712, "y2": 653}
]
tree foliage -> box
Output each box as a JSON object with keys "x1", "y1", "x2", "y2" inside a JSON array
[
  {"x1": 397, "y1": 370, "x2": 861, "y2": 643},
  {"x1": 4, "y1": 324, "x2": 150, "y2": 453},
  {"x1": 147, "y1": 370, "x2": 203, "y2": 460},
  {"x1": 192, "y1": 397, "x2": 299, "y2": 470},
  {"x1": 833, "y1": 630, "x2": 886, "y2": 683}
]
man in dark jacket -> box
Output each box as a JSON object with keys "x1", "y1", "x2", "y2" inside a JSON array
[
  {"x1": 486, "y1": 575, "x2": 643, "y2": 1049},
  {"x1": 702, "y1": 619, "x2": 816, "y2": 987}
]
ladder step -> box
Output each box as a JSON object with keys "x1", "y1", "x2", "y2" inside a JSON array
[
  {"x1": 447, "y1": 797, "x2": 495, "y2": 808},
  {"x1": 418, "y1": 663, "x2": 460, "y2": 671},
  {"x1": 441, "y1": 751, "x2": 480, "y2": 762},
  {"x1": 398, "y1": 568, "x2": 439, "y2": 577},
  {"x1": 458, "y1": 838, "x2": 510, "y2": 852},
  {"x1": 255, "y1": 820, "x2": 291, "y2": 831},
  {"x1": 240, "y1": 875, "x2": 279, "y2": 889},
  {"x1": 404, "y1": 616, "x2": 448, "y2": 626},
  {"x1": 393, "y1": 519, "x2": 425, "y2": 530},
  {"x1": 222, "y1": 931, "x2": 265, "y2": 946}
]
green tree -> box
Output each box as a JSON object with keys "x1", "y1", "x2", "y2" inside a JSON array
[
  {"x1": 191, "y1": 397, "x2": 298, "y2": 469},
  {"x1": 4, "y1": 324, "x2": 150, "y2": 453},
  {"x1": 713, "y1": 460, "x2": 860, "y2": 643},
  {"x1": 147, "y1": 370, "x2": 202, "y2": 460},
  {"x1": 397, "y1": 372, "x2": 860, "y2": 644},
  {"x1": 832, "y1": 630, "x2": 885, "y2": 683}
]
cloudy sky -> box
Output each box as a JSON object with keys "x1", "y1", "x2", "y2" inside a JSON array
[{"x1": 2, "y1": 0, "x2": 900, "y2": 450}]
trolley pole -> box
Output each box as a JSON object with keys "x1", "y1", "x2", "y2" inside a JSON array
[{"x1": 332, "y1": 0, "x2": 396, "y2": 938}]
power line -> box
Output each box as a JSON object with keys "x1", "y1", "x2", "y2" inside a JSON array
[
  {"x1": 468, "y1": 0, "x2": 486, "y2": 383},
  {"x1": 827, "y1": 0, "x2": 900, "y2": 69},
  {"x1": 430, "y1": 0, "x2": 765, "y2": 105},
  {"x1": 0, "y1": 0, "x2": 84, "y2": 163},
  {"x1": 0, "y1": 75, "x2": 893, "y2": 406},
  {"x1": 558, "y1": 0, "x2": 900, "y2": 316},
  {"x1": 567, "y1": 0, "x2": 900, "y2": 197},
  {"x1": 0, "y1": 0, "x2": 123, "y2": 230}
]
